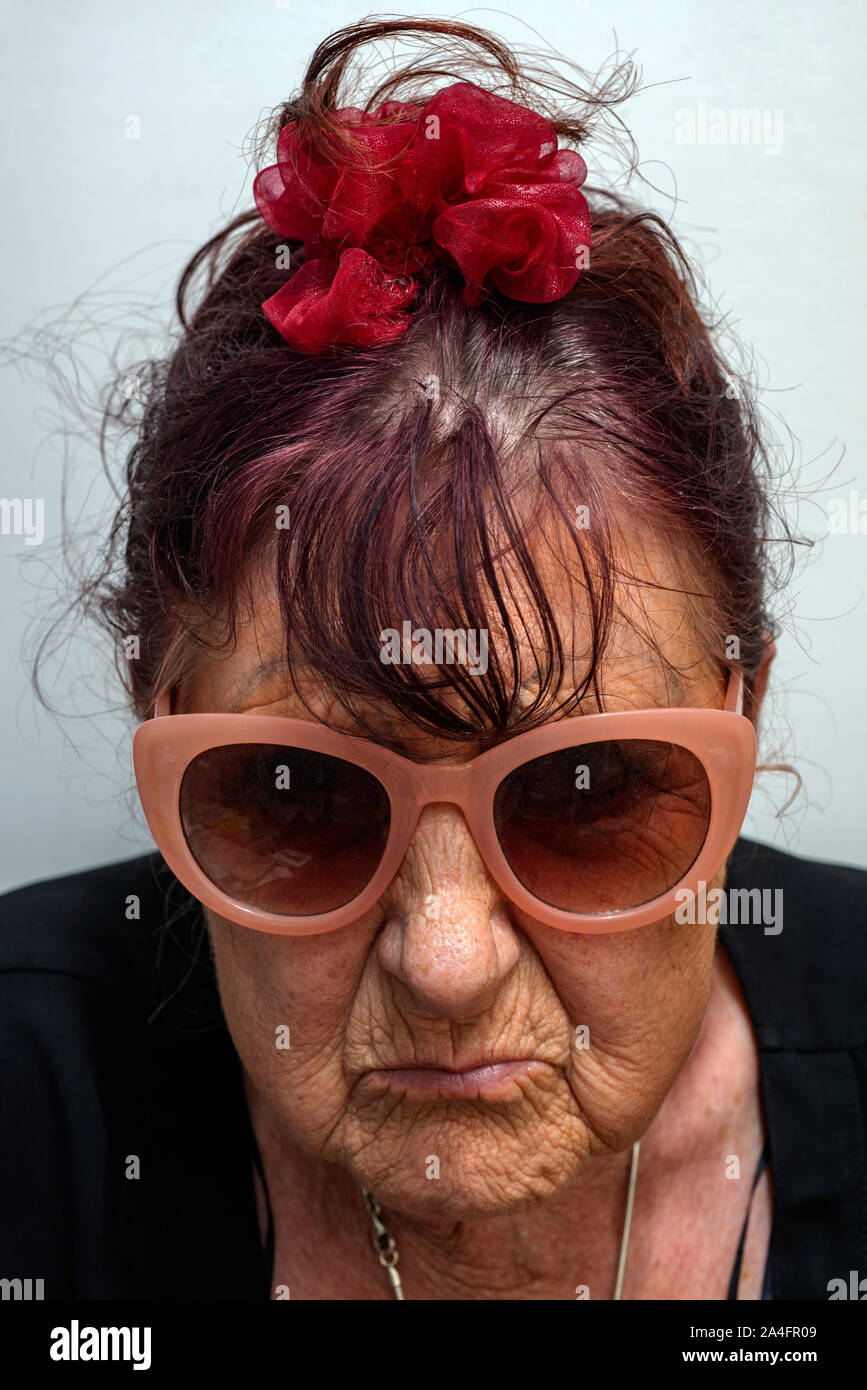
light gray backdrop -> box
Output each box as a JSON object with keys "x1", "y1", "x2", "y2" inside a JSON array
[{"x1": 1, "y1": 0, "x2": 865, "y2": 891}]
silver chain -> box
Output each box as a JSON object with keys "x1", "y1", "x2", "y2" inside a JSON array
[
  {"x1": 360, "y1": 1185, "x2": 406, "y2": 1299},
  {"x1": 360, "y1": 1139, "x2": 641, "y2": 1301}
]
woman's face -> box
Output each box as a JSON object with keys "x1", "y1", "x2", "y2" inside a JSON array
[{"x1": 180, "y1": 548, "x2": 731, "y2": 1220}]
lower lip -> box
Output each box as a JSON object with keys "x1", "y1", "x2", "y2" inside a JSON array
[{"x1": 366, "y1": 1059, "x2": 548, "y2": 1100}]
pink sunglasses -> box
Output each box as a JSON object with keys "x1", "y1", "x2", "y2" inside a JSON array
[{"x1": 133, "y1": 671, "x2": 756, "y2": 936}]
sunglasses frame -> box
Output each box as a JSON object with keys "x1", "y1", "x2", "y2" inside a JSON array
[{"x1": 133, "y1": 671, "x2": 756, "y2": 936}]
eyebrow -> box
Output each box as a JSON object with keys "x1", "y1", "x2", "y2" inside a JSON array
[
  {"x1": 227, "y1": 658, "x2": 682, "y2": 732},
  {"x1": 229, "y1": 656, "x2": 295, "y2": 711},
  {"x1": 229, "y1": 659, "x2": 422, "y2": 738}
]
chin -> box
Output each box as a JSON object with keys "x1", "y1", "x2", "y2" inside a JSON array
[{"x1": 343, "y1": 1107, "x2": 590, "y2": 1221}]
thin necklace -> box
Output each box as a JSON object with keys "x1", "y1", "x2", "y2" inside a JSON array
[{"x1": 361, "y1": 1139, "x2": 641, "y2": 1301}]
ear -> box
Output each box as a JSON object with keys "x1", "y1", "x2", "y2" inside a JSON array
[{"x1": 748, "y1": 634, "x2": 776, "y2": 724}]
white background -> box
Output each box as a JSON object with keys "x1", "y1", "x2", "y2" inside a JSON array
[{"x1": 1, "y1": 0, "x2": 865, "y2": 892}]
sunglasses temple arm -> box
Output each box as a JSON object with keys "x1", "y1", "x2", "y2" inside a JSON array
[{"x1": 725, "y1": 670, "x2": 745, "y2": 715}]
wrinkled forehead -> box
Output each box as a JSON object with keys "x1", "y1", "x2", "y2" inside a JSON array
[{"x1": 177, "y1": 513, "x2": 721, "y2": 747}]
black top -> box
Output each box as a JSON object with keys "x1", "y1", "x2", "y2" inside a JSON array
[{"x1": 0, "y1": 837, "x2": 864, "y2": 1301}]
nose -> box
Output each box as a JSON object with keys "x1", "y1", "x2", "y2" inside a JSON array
[{"x1": 374, "y1": 804, "x2": 521, "y2": 1018}]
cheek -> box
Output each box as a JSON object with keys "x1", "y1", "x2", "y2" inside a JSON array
[
  {"x1": 525, "y1": 909, "x2": 718, "y2": 1147},
  {"x1": 206, "y1": 912, "x2": 374, "y2": 1152}
]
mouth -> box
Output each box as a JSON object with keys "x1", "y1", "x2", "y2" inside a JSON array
[{"x1": 364, "y1": 1058, "x2": 551, "y2": 1101}]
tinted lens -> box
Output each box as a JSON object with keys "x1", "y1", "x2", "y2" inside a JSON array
[
  {"x1": 179, "y1": 745, "x2": 391, "y2": 915},
  {"x1": 493, "y1": 739, "x2": 711, "y2": 914}
]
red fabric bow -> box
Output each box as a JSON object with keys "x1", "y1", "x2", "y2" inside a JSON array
[{"x1": 253, "y1": 83, "x2": 591, "y2": 353}]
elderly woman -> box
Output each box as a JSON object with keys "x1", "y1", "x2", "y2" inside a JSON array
[{"x1": 1, "y1": 17, "x2": 865, "y2": 1304}]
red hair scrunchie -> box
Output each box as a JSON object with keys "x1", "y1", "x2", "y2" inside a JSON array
[{"x1": 253, "y1": 83, "x2": 592, "y2": 353}]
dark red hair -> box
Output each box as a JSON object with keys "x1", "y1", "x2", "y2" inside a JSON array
[{"x1": 74, "y1": 18, "x2": 793, "y2": 747}]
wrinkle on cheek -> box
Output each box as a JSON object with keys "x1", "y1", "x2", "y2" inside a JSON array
[
  {"x1": 214, "y1": 915, "x2": 369, "y2": 1015},
  {"x1": 511, "y1": 911, "x2": 719, "y2": 1150},
  {"x1": 534, "y1": 912, "x2": 715, "y2": 1042},
  {"x1": 206, "y1": 914, "x2": 371, "y2": 1131}
]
